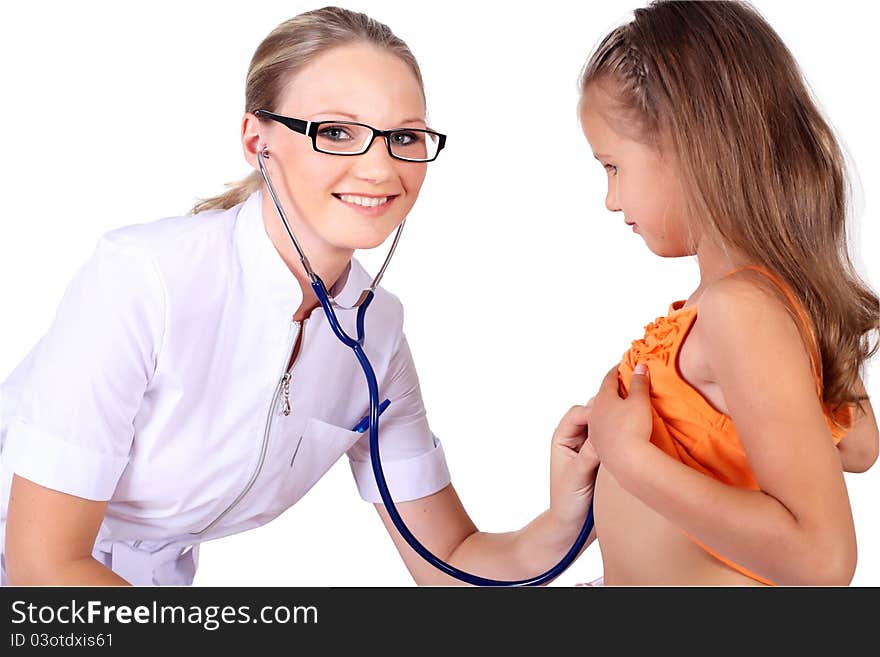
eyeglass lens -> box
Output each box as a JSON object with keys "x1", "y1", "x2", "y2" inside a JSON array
[{"x1": 315, "y1": 123, "x2": 440, "y2": 161}]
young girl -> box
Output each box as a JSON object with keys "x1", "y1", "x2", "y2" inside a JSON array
[{"x1": 578, "y1": 0, "x2": 879, "y2": 585}]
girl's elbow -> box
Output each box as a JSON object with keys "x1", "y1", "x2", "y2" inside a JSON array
[
  {"x1": 859, "y1": 449, "x2": 878, "y2": 473},
  {"x1": 848, "y1": 443, "x2": 878, "y2": 473},
  {"x1": 862, "y1": 435, "x2": 879, "y2": 471},
  {"x1": 811, "y1": 556, "x2": 856, "y2": 587},
  {"x1": 801, "y1": 540, "x2": 857, "y2": 586},
  {"x1": 853, "y1": 425, "x2": 879, "y2": 473},
  {"x1": 839, "y1": 444, "x2": 877, "y2": 473}
]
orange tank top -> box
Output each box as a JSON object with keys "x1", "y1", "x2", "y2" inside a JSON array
[{"x1": 616, "y1": 265, "x2": 852, "y2": 586}]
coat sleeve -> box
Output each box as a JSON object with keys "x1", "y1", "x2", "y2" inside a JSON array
[
  {"x1": 0, "y1": 236, "x2": 166, "y2": 501},
  {"x1": 345, "y1": 333, "x2": 451, "y2": 503}
]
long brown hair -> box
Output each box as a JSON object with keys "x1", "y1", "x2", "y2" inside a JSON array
[
  {"x1": 191, "y1": 6, "x2": 425, "y2": 214},
  {"x1": 579, "y1": 0, "x2": 878, "y2": 413}
]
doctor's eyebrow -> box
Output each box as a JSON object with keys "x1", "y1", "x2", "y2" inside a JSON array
[
  {"x1": 309, "y1": 110, "x2": 360, "y2": 121},
  {"x1": 309, "y1": 110, "x2": 426, "y2": 125}
]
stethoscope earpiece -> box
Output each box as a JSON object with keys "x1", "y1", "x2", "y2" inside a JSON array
[{"x1": 260, "y1": 145, "x2": 270, "y2": 159}]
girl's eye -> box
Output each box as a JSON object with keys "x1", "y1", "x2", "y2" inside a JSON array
[{"x1": 604, "y1": 164, "x2": 618, "y2": 176}]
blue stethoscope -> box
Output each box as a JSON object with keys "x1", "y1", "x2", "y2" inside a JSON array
[{"x1": 257, "y1": 145, "x2": 594, "y2": 585}]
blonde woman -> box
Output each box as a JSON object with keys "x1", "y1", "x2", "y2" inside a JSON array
[{"x1": 0, "y1": 7, "x2": 598, "y2": 586}]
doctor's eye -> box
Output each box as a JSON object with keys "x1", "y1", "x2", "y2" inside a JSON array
[
  {"x1": 317, "y1": 124, "x2": 357, "y2": 142},
  {"x1": 390, "y1": 131, "x2": 424, "y2": 147}
]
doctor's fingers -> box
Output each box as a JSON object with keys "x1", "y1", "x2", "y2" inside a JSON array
[
  {"x1": 553, "y1": 405, "x2": 591, "y2": 443},
  {"x1": 575, "y1": 438, "x2": 600, "y2": 471}
]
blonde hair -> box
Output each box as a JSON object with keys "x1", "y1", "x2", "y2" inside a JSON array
[
  {"x1": 191, "y1": 6, "x2": 425, "y2": 214},
  {"x1": 579, "y1": 0, "x2": 879, "y2": 413}
]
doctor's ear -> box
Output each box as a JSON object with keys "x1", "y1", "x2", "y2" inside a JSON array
[{"x1": 240, "y1": 112, "x2": 265, "y2": 170}]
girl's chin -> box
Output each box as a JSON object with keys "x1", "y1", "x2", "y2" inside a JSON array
[{"x1": 647, "y1": 243, "x2": 694, "y2": 258}]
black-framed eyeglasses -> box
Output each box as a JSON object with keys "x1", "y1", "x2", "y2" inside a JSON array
[{"x1": 254, "y1": 109, "x2": 446, "y2": 163}]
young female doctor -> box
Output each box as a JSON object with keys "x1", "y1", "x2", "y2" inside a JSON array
[{"x1": 0, "y1": 7, "x2": 599, "y2": 586}]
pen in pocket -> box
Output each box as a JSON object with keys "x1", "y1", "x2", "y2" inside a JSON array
[{"x1": 352, "y1": 399, "x2": 391, "y2": 433}]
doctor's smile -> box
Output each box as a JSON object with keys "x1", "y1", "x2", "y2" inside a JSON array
[{"x1": 333, "y1": 192, "x2": 400, "y2": 215}]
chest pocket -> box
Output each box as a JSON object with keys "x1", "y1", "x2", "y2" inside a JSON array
[{"x1": 284, "y1": 417, "x2": 363, "y2": 505}]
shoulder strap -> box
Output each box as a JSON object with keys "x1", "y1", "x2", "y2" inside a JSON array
[{"x1": 724, "y1": 264, "x2": 824, "y2": 394}]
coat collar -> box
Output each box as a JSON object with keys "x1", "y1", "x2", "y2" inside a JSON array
[{"x1": 233, "y1": 191, "x2": 370, "y2": 319}]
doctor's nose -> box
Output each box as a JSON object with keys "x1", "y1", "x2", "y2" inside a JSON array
[{"x1": 351, "y1": 135, "x2": 396, "y2": 183}]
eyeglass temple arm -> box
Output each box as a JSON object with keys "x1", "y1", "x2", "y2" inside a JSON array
[{"x1": 254, "y1": 110, "x2": 310, "y2": 136}]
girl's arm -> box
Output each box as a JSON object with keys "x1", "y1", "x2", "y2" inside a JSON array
[
  {"x1": 5, "y1": 475, "x2": 130, "y2": 585},
  {"x1": 374, "y1": 406, "x2": 599, "y2": 585},
  {"x1": 836, "y1": 377, "x2": 878, "y2": 473},
  {"x1": 588, "y1": 277, "x2": 857, "y2": 585}
]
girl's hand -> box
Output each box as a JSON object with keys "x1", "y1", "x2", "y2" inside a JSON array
[
  {"x1": 549, "y1": 404, "x2": 601, "y2": 528},
  {"x1": 586, "y1": 363, "x2": 653, "y2": 475}
]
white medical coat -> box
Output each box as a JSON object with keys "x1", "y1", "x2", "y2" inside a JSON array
[{"x1": 0, "y1": 190, "x2": 451, "y2": 585}]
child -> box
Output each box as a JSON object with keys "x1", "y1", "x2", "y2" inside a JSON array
[{"x1": 578, "y1": 0, "x2": 879, "y2": 585}]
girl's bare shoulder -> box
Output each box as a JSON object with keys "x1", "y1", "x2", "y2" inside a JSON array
[{"x1": 692, "y1": 270, "x2": 814, "y2": 384}]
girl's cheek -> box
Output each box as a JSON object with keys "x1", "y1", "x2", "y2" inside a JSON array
[{"x1": 615, "y1": 177, "x2": 627, "y2": 210}]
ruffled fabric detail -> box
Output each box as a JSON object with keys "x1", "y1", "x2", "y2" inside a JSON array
[{"x1": 627, "y1": 313, "x2": 686, "y2": 368}]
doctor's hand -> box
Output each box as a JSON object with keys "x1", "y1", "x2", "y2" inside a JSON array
[
  {"x1": 549, "y1": 402, "x2": 600, "y2": 529},
  {"x1": 585, "y1": 363, "x2": 653, "y2": 477}
]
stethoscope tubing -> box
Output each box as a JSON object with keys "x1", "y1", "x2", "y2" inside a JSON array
[
  {"x1": 258, "y1": 143, "x2": 594, "y2": 586},
  {"x1": 313, "y1": 279, "x2": 595, "y2": 586}
]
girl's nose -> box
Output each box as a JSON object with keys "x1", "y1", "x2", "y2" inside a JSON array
[{"x1": 605, "y1": 181, "x2": 621, "y2": 212}]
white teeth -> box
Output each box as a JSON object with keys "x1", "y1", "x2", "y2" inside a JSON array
[{"x1": 338, "y1": 194, "x2": 389, "y2": 208}]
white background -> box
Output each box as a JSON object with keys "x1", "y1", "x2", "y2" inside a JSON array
[{"x1": 0, "y1": 1, "x2": 877, "y2": 586}]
